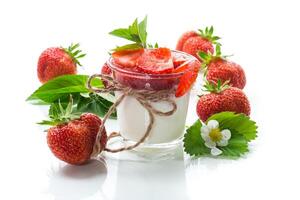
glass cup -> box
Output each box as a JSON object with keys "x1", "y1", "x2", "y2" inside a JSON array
[{"x1": 106, "y1": 50, "x2": 197, "y2": 151}]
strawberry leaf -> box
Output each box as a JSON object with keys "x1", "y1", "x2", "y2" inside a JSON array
[
  {"x1": 112, "y1": 43, "x2": 143, "y2": 52},
  {"x1": 184, "y1": 112, "x2": 258, "y2": 158},
  {"x1": 26, "y1": 75, "x2": 103, "y2": 103},
  {"x1": 208, "y1": 112, "x2": 258, "y2": 141},
  {"x1": 75, "y1": 93, "x2": 117, "y2": 119},
  {"x1": 27, "y1": 75, "x2": 117, "y2": 122},
  {"x1": 183, "y1": 120, "x2": 210, "y2": 156},
  {"x1": 219, "y1": 135, "x2": 249, "y2": 157}
]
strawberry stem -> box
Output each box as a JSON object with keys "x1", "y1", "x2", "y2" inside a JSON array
[
  {"x1": 198, "y1": 44, "x2": 233, "y2": 69},
  {"x1": 198, "y1": 26, "x2": 221, "y2": 44},
  {"x1": 202, "y1": 79, "x2": 230, "y2": 93},
  {"x1": 38, "y1": 95, "x2": 81, "y2": 126},
  {"x1": 63, "y1": 43, "x2": 86, "y2": 66}
]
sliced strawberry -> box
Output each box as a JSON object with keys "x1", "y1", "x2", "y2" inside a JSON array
[
  {"x1": 137, "y1": 48, "x2": 174, "y2": 74},
  {"x1": 175, "y1": 60, "x2": 201, "y2": 97},
  {"x1": 173, "y1": 59, "x2": 195, "y2": 73},
  {"x1": 150, "y1": 47, "x2": 171, "y2": 60},
  {"x1": 173, "y1": 54, "x2": 188, "y2": 68},
  {"x1": 112, "y1": 49, "x2": 144, "y2": 68}
]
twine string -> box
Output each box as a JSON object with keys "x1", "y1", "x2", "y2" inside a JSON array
[{"x1": 87, "y1": 74, "x2": 177, "y2": 156}]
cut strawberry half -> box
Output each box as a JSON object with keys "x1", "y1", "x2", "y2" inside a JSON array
[
  {"x1": 112, "y1": 49, "x2": 144, "y2": 68},
  {"x1": 175, "y1": 60, "x2": 201, "y2": 97},
  {"x1": 173, "y1": 59, "x2": 194, "y2": 73},
  {"x1": 137, "y1": 48, "x2": 174, "y2": 74},
  {"x1": 173, "y1": 54, "x2": 188, "y2": 68}
]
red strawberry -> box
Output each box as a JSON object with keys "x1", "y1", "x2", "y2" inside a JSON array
[
  {"x1": 199, "y1": 44, "x2": 246, "y2": 89},
  {"x1": 42, "y1": 98, "x2": 107, "y2": 165},
  {"x1": 172, "y1": 53, "x2": 190, "y2": 68},
  {"x1": 182, "y1": 37, "x2": 214, "y2": 59},
  {"x1": 47, "y1": 113, "x2": 107, "y2": 165},
  {"x1": 196, "y1": 81, "x2": 250, "y2": 122},
  {"x1": 176, "y1": 31, "x2": 198, "y2": 51},
  {"x1": 175, "y1": 60, "x2": 201, "y2": 97},
  {"x1": 137, "y1": 48, "x2": 174, "y2": 74},
  {"x1": 101, "y1": 62, "x2": 112, "y2": 87},
  {"x1": 37, "y1": 43, "x2": 85, "y2": 83},
  {"x1": 101, "y1": 62, "x2": 112, "y2": 75},
  {"x1": 112, "y1": 48, "x2": 144, "y2": 68},
  {"x1": 176, "y1": 26, "x2": 220, "y2": 59},
  {"x1": 207, "y1": 59, "x2": 246, "y2": 89}
]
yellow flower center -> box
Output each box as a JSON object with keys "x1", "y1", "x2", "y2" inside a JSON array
[{"x1": 209, "y1": 128, "x2": 223, "y2": 142}]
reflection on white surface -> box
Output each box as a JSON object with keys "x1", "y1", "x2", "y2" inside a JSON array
[
  {"x1": 112, "y1": 147, "x2": 189, "y2": 200},
  {"x1": 47, "y1": 159, "x2": 107, "y2": 200}
]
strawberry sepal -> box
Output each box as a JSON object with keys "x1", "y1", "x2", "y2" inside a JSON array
[{"x1": 63, "y1": 43, "x2": 86, "y2": 66}]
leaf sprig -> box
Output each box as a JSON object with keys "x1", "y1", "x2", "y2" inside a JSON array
[
  {"x1": 109, "y1": 16, "x2": 158, "y2": 51},
  {"x1": 27, "y1": 75, "x2": 116, "y2": 123},
  {"x1": 184, "y1": 112, "x2": 258, "y2": 158},
  {"x1": 63, "y1": 43, "x2": 86, "y2": 66}
]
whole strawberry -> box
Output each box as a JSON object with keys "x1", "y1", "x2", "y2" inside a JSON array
[
  {"x1": 37, "y1": 43, "x2": 86, "y2": 83},
  {"x1": 176, "y1": 26, "x2": 220, "y2": 59},
  {"x1": 199, "y1": 45, "x2": 246, "y2": 89},
  {"x1": 197, "y1": 80, "x2": 250, "y2": 122},
  {"x1": 41, "y1": 98, "x2": 107, "y2": 165}
]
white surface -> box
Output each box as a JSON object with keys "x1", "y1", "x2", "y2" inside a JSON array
[{"x1": 1, "y1": 0, "x2": 300, "y2": 199}]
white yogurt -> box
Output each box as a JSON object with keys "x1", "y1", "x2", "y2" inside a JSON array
[{"x1": 115, "y1": 91, "x2": 190, "y2": 144}]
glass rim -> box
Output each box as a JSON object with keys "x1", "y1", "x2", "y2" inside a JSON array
[{"x1": 106, "y1": 49, "x2": 197, "y2": 79}]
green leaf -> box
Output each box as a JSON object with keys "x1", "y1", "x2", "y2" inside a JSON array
[
  {"x1": 219, "y1": 135, "x2": 249, "y2": 157},
  {"x1": 212, "y1": 36, "x2": 221, "y2": 41},
  {"x1": 37, "y1": 120, "x2": 59, "y2": 126},
  {"x1": 216, "y1": 44, "x2": 221, "y2": 56},
  {"x1": 138, "y1": 16, "x2": 147, "y2": 46},
  {"x1": 113, "y1": 43, "x2": 143, "y2": 52},
  {"x1": 207, "y1": 112, "x2": 258, "y2": 141},
  {"x1": 27, "y1": 75, "x2": 103, "y2": 103},
  {"x1": 184, "y1": 120, "x2": 210, "y2": 156},
  {"x1": 184, "y1": 112, "x2": 258, "y2": 158},
  {"x1": 109, "y1": 28, "x2": 134, "y2": 41},
  {"x1": 69, "y1": 43, "x2": 80, "y2": 51},
  {"x1": 109, "y1": 16, "x2": 148, "y2": 50},
  {"x1": 198, "y1": 51, "x2": 209, "y2": 61},
  {"x1": 129, "y1": 19, "x2": 139, "y2": 35},
  {"x1": 209, "y1": 26, "x2": 213, "y2": 35},
  {"x1": 128, "y1": 18, "x2": 141, "y2": 43},
  {"x1": 75, "y1": 93, "x2": 116, "y2": 118}
]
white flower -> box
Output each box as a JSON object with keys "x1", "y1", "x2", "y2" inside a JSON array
[{"x1": 200, "y1": 120, "x2": 231, "y2": 156}]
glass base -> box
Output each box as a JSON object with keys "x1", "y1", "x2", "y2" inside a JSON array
[{"x1": 102, "y1": 136, "x2": 183, "y2": 162}]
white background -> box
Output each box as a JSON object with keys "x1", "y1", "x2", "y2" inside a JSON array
[{"x1": 1, "y1": 0, "x2": 300, "y2": 199}]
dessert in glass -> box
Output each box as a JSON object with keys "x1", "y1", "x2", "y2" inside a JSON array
[{"x1": 106, "y1": 47, "x2": 200, "y2": 151}]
